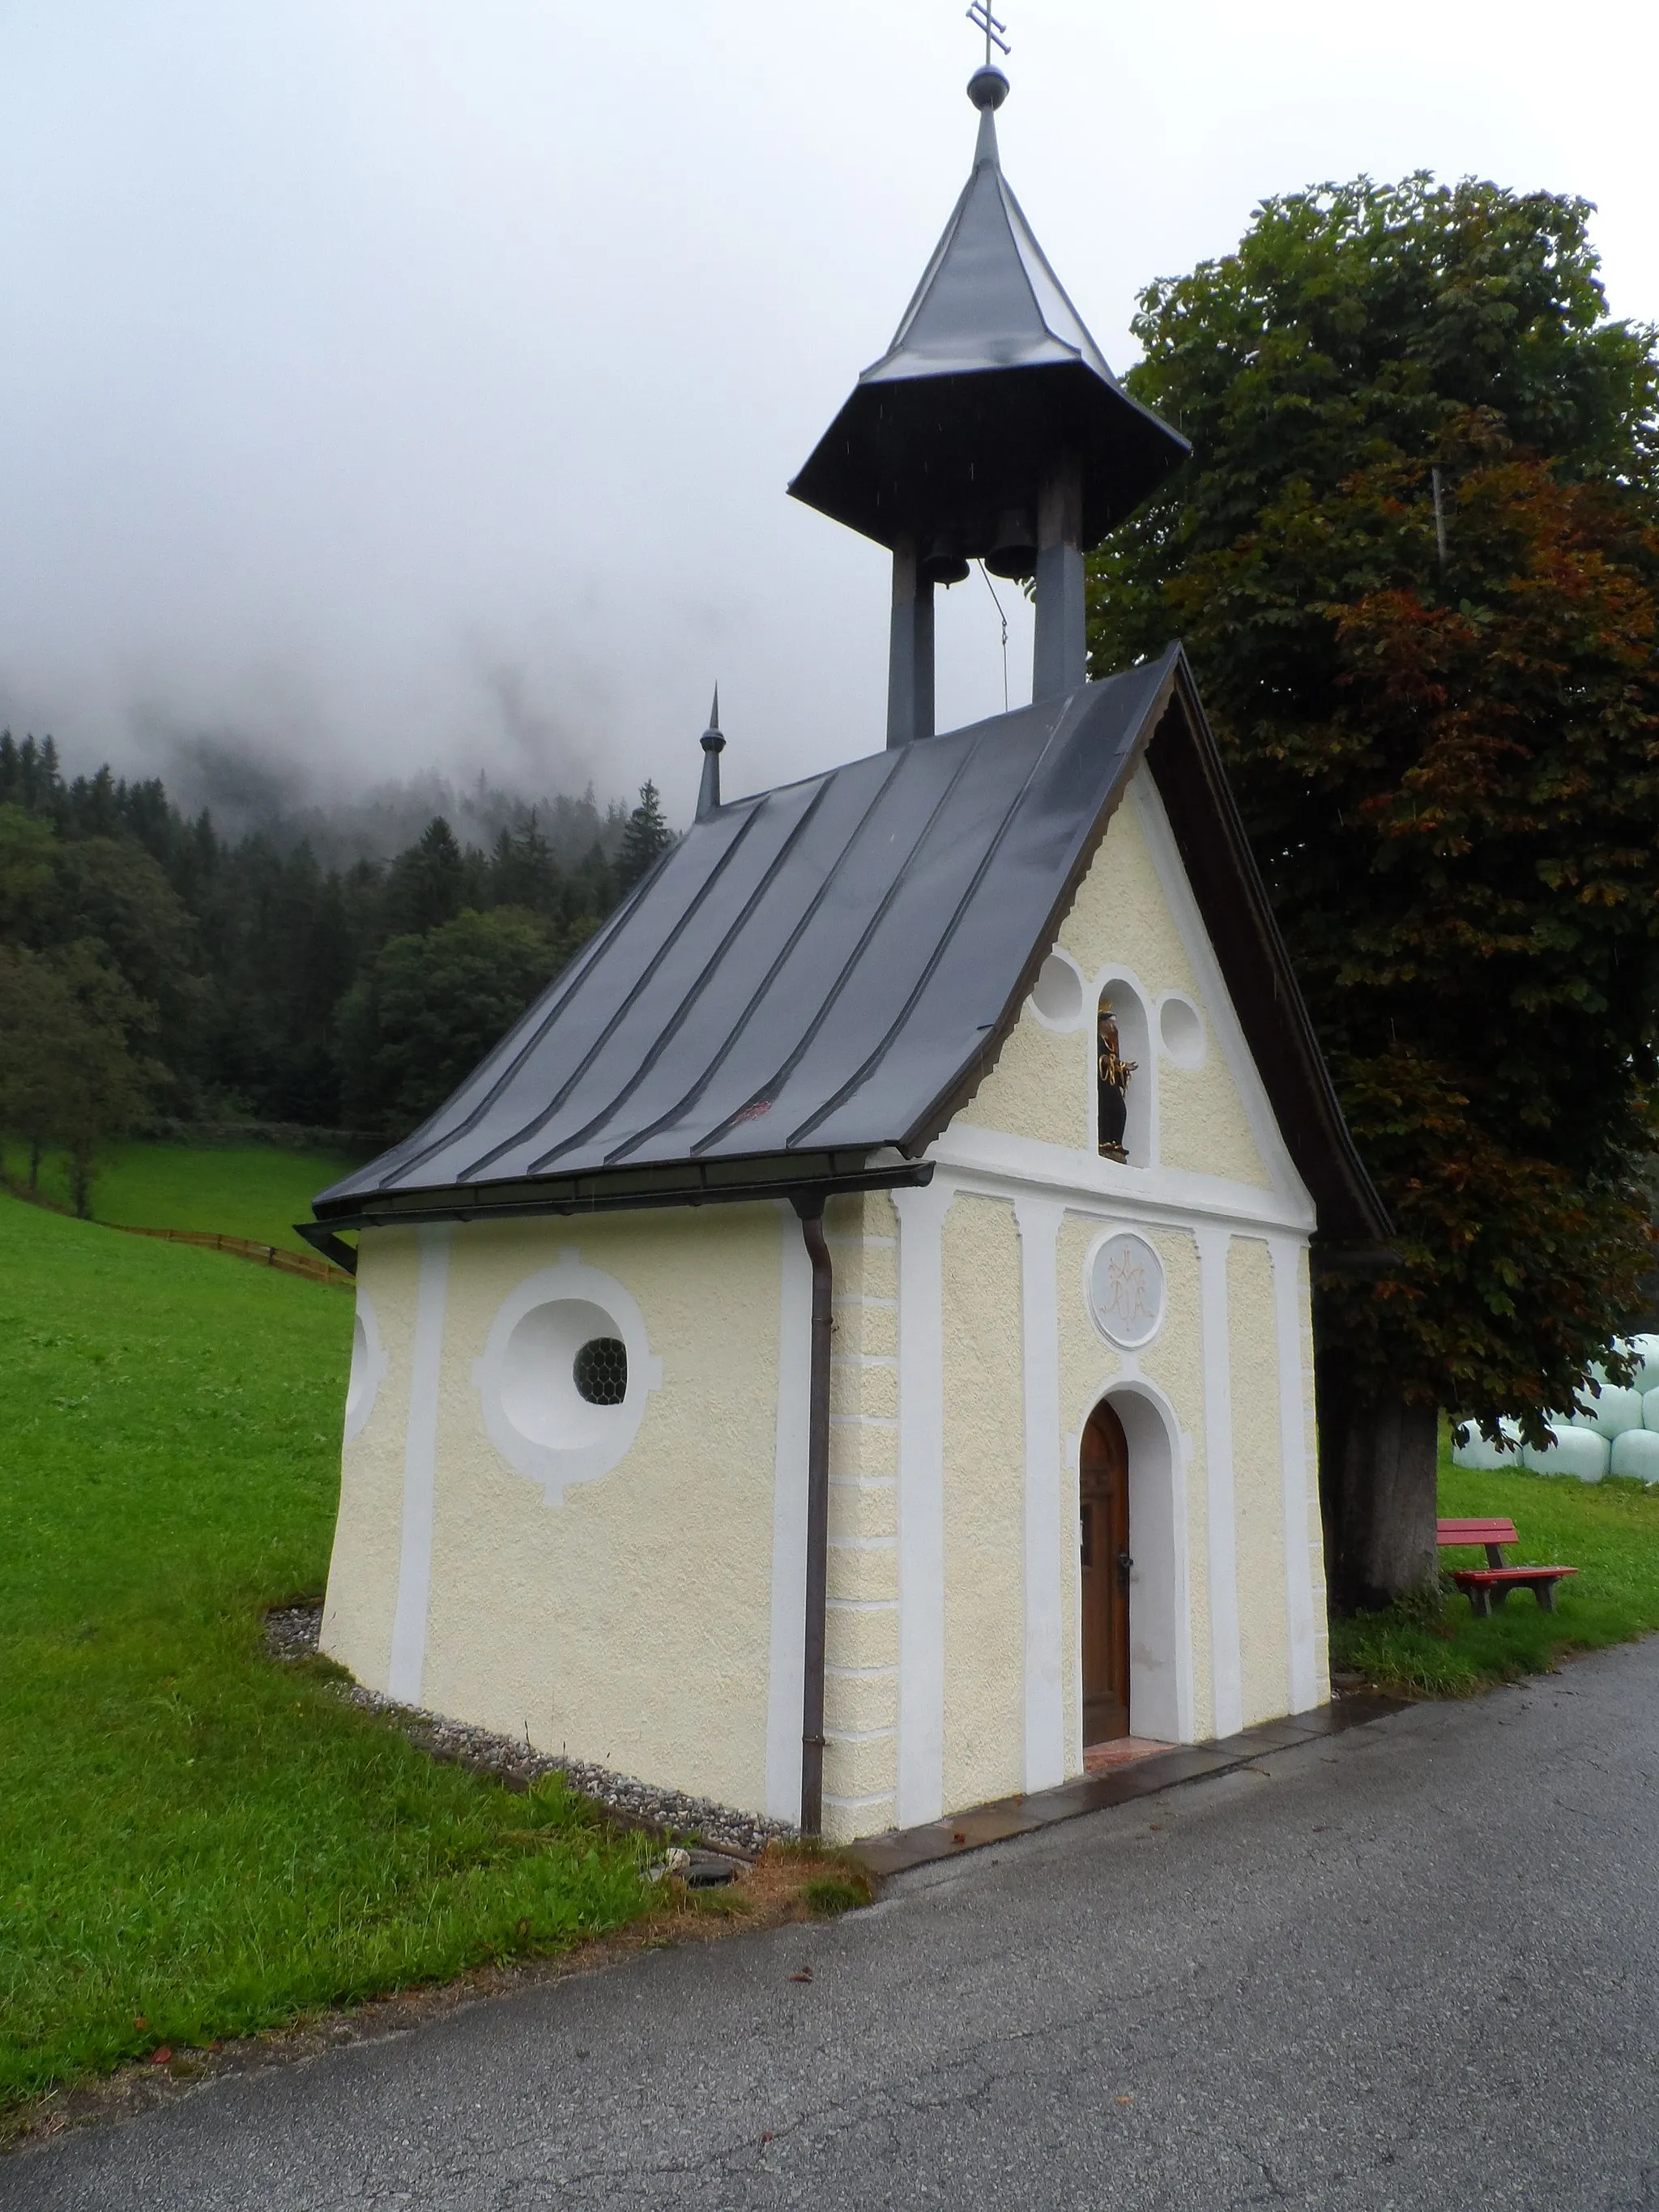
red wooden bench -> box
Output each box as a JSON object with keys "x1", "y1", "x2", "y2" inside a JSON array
[{"x1": 1436, "y1": 1517, "x2": 1577, "y2": 1617}]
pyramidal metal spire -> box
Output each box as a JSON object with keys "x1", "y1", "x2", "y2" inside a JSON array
[
  {"x1": 789, "y1": 40, "x2": 1188, "y2": 739},
  {"x1": 696, "y1": 684, "x2": 725, "y2": 820}
]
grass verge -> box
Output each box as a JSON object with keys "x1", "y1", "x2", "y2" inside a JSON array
[
  {"x1": 0, "y1": 1194, "x2": 652, "y2": 2116},
  {"x1": 1332, "y1": 1448, "x2": 1659, "y2": 1694}
]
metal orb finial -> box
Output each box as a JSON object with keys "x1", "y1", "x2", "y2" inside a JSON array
[{"x1": 967, "y1": 65, "x2": 1009, "y2": 110}]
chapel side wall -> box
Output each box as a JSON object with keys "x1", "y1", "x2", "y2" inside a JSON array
[
  {"x1": 938, "y1": 1192, "x2": 1026, "y2": 1813},
  {"x1": 821, "y1": 1191, "x2": 901, "y2": 1843},
  {"x1": 321, "y1": 1226, "x2": 420, "y2": 1694},
  {"x1": 407, "y1": 1204, "x2": 785, "y2": 1816},
  {"x1": 1228, "y1": 1236, "x2": 1293, "y2": 1728}
]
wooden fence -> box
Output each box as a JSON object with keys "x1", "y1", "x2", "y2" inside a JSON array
[{"x1": 3, "y1": 1179, "x2": 352, "y2": 1287}]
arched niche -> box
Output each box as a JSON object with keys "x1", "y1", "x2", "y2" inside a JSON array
[{"x1": 1094, "y1": 973, "x2": 1152, "y2": 1167}]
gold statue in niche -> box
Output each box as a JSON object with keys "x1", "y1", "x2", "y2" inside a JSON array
[{"x1": 1097, "y1": 999, "x2": 1137, "y2": 1161}]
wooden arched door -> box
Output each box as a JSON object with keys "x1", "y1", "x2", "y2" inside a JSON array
[{"x1": 1081, "y1": 1400, "x2": 1131, "y2": 1745}]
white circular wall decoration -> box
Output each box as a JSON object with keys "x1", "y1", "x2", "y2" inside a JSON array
[
  {"x1": 343, "y1": 1289, "x2": 389, "y2": 1444},
  {"x1": 1158, "y1": 992, "x2": 1205, "y2": 1069},
  {"x1": 471, "y1": 1253, "x2": 663, "y2": 1507},
  {"x1": 1085, "y1": 1231, "x2": 1166, "y2": 1350},
  {"x1": 1029, "y1": 950, "x2": 1085, "y2": 1030}
]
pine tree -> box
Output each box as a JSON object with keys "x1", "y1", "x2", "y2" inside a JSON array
[{"x1": 615, "y1": 781, "x2": 674, "y2": 893}]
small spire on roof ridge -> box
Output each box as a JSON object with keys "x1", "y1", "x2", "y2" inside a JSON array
[{"x1": 697, "y1": 684, "x2": 725, "y2": 820}]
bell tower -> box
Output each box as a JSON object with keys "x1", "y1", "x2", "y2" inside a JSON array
[{"x1": 788, "y1": 53, "x2": 1188, "y2": 744}]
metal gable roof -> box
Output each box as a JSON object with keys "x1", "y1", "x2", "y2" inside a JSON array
[
  {"x1": 313, "y1": 654, "x2": 1175, "y2": 1225},
  {"x1": 311, "y1": 649, "x2": 1389, "y2": 1250}
]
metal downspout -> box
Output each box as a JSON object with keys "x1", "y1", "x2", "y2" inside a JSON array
[{"x1": 794, "y1": 1196, "x2": 833, "y2": 1835}]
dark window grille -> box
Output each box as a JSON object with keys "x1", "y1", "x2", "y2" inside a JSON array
[{"x1": 573, "y1": 1336, "x2": 628, "y2": 1406}]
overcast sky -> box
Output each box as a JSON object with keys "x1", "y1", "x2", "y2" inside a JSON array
[{"x1": 1, "y1": 0, "x2": 1654, "y2": 825}]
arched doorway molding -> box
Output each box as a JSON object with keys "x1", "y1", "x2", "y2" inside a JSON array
[{"x1": 1079, "y1": 1376, "x2": 1194, "y2": 1750}]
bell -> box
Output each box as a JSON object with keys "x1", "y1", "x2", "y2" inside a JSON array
[
  {"x1": 983, "y1": 509, "x2": 1037, "y2": 582},
  {"x1": 918, "y1": 532, "x2": 970, "y2": 587}
]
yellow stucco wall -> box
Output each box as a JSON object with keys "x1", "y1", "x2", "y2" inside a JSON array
[
  {"x1": 956, "y1": 775, "x2": 1271, "y2": 1191},
  {"x1": 940, "y1": 1193, "x2": 1026, "y2": 1812},
  {"x1": 323, "y1": 1202, "x2": 787, "y2": 1816},
  {"x1": 1227, "y1": 1236, "x2": 1292, "y2": 1727},
  {"x1": 322, "y1": 1229, "x2": 420, "y2": 1690}
]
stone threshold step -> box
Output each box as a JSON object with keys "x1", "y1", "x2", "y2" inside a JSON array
[{"x1": 847, "y1": 1694, "x2": 1407, "y2": 1879}]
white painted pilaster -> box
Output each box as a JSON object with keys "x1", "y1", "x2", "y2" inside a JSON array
[
  {"x1": 1196, "y1": 1225, "x2": 1243, "y2": 1737},
  {"x1": 765, "y1": 1206, "x2": 814, "y2": 1822},
  {"x1": 1269, "y1": 1233, "x2": 1320, "y2": 1712},
  {"x1": 893, "y1": 1180, "x2": 951, "y2": 1827},
  {"x1": 1014, "y1": 1196, "x2": 1066, "y2": 1792},
  {"x1": 387, "y1": 1223, "x2": 451, "y2": 1707}
]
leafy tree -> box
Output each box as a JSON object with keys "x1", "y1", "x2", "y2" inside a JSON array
[
  {"x1": 1088, "y1": 177, "x2": 1659, "y2": 1605},
  {"x1": 335, "y1": 907, "x2": 580, "y2": 1135},
  {"x1": 0, "y1": 942, "x2": 160, "y2": 1213},
  {"x1": 615, "y1": 782, "x2": 673, "y2": 893}
]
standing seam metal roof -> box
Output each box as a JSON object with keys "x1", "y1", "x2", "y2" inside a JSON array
[
  {"x1": 313, "y1": 650, "x2": 1388, "y2": 1247},
  {"x1": 316, "y1": 657, "x2": 1172, "y2": 1215}
]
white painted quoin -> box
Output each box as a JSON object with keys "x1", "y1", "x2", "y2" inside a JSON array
[{"x1": 310, "y1": 59, "x2": 1388, "y2": 1843}]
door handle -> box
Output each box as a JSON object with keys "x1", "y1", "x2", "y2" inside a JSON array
[{"x1": 1116, "y1": 1548, "x2": 1133, "y2": 1590}]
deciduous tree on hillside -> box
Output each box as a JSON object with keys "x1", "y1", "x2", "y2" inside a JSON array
[
  {"x1": 335, "y1": 906, "x2": 588, "y2": 1135},
  {"x1": 0, "y1": 941, "x2": 160, "y2": 1213},
  {"x1": 1088, "y1": 176, "x2": 1659, "y2": 1607}
]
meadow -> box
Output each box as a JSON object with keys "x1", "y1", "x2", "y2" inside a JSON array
[
  {"x1": 2, "y1": 1139, "x2": 361, "y2": 1254},
  {"x1": 0, "y1": 1191, "x2": 649, "y2": 2112},
  {"x1": 1333, "y1": 1452, "x2": 1659, "y2": 1693}
]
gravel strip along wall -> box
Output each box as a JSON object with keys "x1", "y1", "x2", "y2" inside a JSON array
[{"x1": 264, "y1": 1604, "x2": 797, "y2": 1858}]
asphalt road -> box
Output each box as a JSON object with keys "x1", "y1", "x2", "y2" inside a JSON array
[{"x1": 11, "y1": 1639, "x2": 1659, "y2": 2210}]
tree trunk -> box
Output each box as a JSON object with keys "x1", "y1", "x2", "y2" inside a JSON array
[{"x1": 1316, "y1": 1355, "x2": 1439, "y2": 1612}]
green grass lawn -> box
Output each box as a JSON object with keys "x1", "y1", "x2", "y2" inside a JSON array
[
  {"x1": 0, "y1": 1194, "x2": 649, "y2": 2112},
  {"x1": 1332, "y1": 1449, "x2": 1659, "y2": 1694},
  {"x1": 2, "y1": 1140, "x2": 360, "y2": 1255}
]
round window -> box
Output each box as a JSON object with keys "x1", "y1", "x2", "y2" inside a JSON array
[
  {"x1": 574, "y1": 1336, "x2": 628, "y2": 1405},
  {"x1": 472, "y1": 1256, "x2": 663, "y2": 1507}
]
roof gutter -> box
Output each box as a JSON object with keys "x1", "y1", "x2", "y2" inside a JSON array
[{"x1": 297, "y1": 1153, "x2": 936, "y2": 1276}]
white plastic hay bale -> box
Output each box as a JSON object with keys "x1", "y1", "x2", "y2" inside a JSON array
[
  {"x1": 1521, "y1": 1424, "x2": 1610, "y2": 1482},
  {"x1": 1569, "y1": 1384, "x2": 1646, "y2": 1438},
  {"x1": 1610, "y1": 1428, "x2": 1659, "y2": 1485},
  {"x1": 1451, "y1": 1418, "x2": 1523, "y2": 1471},
  {"x1": 1623, "y1": 1336, "x2": 1659, "y2": 1396},
  {"x1": 1645, "y1": 1387, "x2": 1659, "y2": 1433}
]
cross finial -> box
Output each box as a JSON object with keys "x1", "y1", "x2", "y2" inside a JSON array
[{"x1": 966, "y1": 1, "x2": 1009, "y2": 66}]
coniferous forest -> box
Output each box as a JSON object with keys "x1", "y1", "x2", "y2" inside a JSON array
[{"x1": 0, "y1": 731, "x2": 676, "y2": 1191}]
